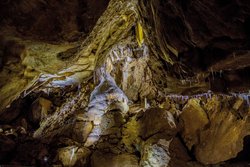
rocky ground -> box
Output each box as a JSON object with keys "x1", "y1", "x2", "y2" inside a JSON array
[{"x1": 1, "y1": 91, "x2": 250, "y2": 166}]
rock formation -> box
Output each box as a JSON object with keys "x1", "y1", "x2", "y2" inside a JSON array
[{"x1": 0, "y1": 0, "x2": 250, "y2": 166}]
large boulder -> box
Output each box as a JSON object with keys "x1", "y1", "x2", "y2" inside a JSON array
[
  {"x1": 91, "y1": 151, "x2": 139, "y2": 167},
  {"x1": 195, "y1": 96, "x2": 250, "y2": 164},
  {"x1": 57, "y1": 145, "x2": 91, "y2": 167},
  {"x1": 180, "y1": 98, "x2": 209, "y2": 149},
  {"x1": 139, "y1": 108, "x2": 177, "y2": 139}
]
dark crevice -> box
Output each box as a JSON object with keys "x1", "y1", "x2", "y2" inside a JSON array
[
  {"x1": 229, "y1": 135, "x2": 250, "y2": 163},
  {"x1": 176, "y1": 133, "x2": 196, "y2": 161}
]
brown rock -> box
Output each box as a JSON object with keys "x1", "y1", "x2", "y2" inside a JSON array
[
  {"x1": 84, "y1": 111, "x2": 124, "y2": 147},
  {"x1": 139, "y1": 108, "x2": 177, "y2": 139},
  {"x1": 122, "y1": 116, "x2": 141, "y2": 153},
  {"x1": 29, "y1": 97, "x2": 52, "y2": 124},
  {"x1": 72, "y1": 121, "x2": 93, "y2": 143},
  {"x1": 209, "y1": 51, "x2": 250, "y2": 71},
  {"x1": 180, "y1": 98, "x2": 209, "y2": 149},
  {"x1": 109, "y1": 138, "x2": 119, "y2": 144},
  {"x1": 57, "y1": 146, "x2": 91, "y2": 167},
  {"x1": 169, "y1": 137, "x2": 192, "y2": 167},
  {"x1": 91, "y1": 151, "x2": 139, "y2": 167},
  {"x1": 0, "y1": 101, "x2": 23, "y2": 123},
  {"x1": 140, "y1": 139, "x2": 172, "y2": 167},
  {"x1": 233, "y1": 98, "x2": 244, "y2": 111},
  {"x1": 194, "y1": 96, "x2": 250, "y2": 164},
  {"x1": 0, "y1": 135, "x2": 16, "y2": 161}
]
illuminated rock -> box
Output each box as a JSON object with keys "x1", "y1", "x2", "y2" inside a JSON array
[
  {"x1": 57, "y1": 146, "x2": 91, "y2": 167},
  {"x1": 180, "y1": 98, "x2": 209, "y2": 149}
]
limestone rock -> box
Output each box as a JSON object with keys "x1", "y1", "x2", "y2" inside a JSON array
[
  {"x1": 180, "y1": 98, "x2": 209, "y2": 149},
  {"x1": 84, "y1": 111, "x2": 124, "y2": 147},
  {"x1": 87, "y1": 70, "x2": 129, "y2": 125},
  {"x1": 0, "y1": 0, "x2": 250, "y2": 166},
  {"x1": 105, "y1": 44, "x2": 157, "y2": 101},
  {"x1": 168, "y1": 137, "x2": 192, "y2": 167},
  {"x1": 122, "y1": 116, "x2": 141, "y2": 153},
  {"x1": 72, "y1": 113, "x2": 93, "y2": 143},
  {"x1": 209, "y1": 51, "x2": 250, "y2": 71},
  {"x1": 29, "y1": 97, "x2": 52, "y2": 124},
  {"x1": 72, "y1": 120, "x2": 93, "y2": 143},
  {"x1": 233, "y1": 98, "x2": 244, "y2": 111},
  {"x1": 139, "y1": 108, "x2": 177, "y2": 140},
  {"x1": 57, "y1": 146, "x2": 91, "y2": 167},
  {"x1": 140, "y1": 139, "x2": 172, "y2": 167},
  {"x1": 91, "y1": 151, "x2": 139, "y2": 167},
  {"x1": 194, "y1": 97, "x2": 250, "y2": 164},
  {"x1": 139, "y1": 131, "x2": 191, "y2": 167},
  {"x1": 139, "y1": 115, "x2": 184, "y2": 167}
]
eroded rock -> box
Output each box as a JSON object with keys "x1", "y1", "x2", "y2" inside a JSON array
[
  {"x1": 57, "y1": 146, "x2": 91, "y2": 167},
  {"x1": 29, "y1": 97, "x2": 52, "y2": 124},
  {"x1": 180, "y1": 98, "x2": 209, "y2": 149},
  {"x1": 91, "y1": 151, "x2": 139, "y2": 167},
  {"x1": 139, "y1": 108, "x2": 177, "y2": 140},
  {"x1": 140, "y1": 139, "x2": 172, "y2": 167},
  {"x1": 122, "y1": 115, "x2": 141, "y2": 153},
  {"x1": 85, "y1": 69, "x2": 129, "y2": 147},
  {"x1": 179, "y1": 96, "x2": 250, "y2": 165},
  {"x1": 0, "y1": 0, "x2": 250, "y2": 166},
  {"x1": 195, "y1": 96, "x2": 250, "y2": 164}
]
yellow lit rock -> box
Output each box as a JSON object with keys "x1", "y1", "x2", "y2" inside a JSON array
[
  {"x1": 233, "y1": 97, "x2": 244, "y2": 111},
  {"x1": 194, "y1": 96, "x2": 250, "y2": 164},
  {"x1": 122, "y1": 116, "x2": 140, "y2": 153},
  {"x1": 136, "y1": 22, "x2": 144, "y2": 47},
  {"x1": 180, "y1": 98, "x2": 209, "y2": 149},
  {"x1": 57, "y1": 146, "x2": 91, "y2": 167}
]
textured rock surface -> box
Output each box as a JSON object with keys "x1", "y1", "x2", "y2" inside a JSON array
[
  {"x1": 179, "y1": 96, "x2": 250, "y2": 165},
  {"x1": 57, "y1": 146, "x2": 91, "y2": 167},
  {"x1": 195, "y1": 97, "x2": 250, "y2": 164},
  {"x1": 140, "y1": 0, "x2": 250, "y2": 92},
  {"x1": 0, "y1": 0, "x2": 250, "y2": 166},
  {"x1": 0, "y1": 0, "x2": 109, "y2": 41},
  {"x1": 180, "y1": 98, "x2": 209, "y2": 149},
  {"x1": 91, "y1": 151, "x2": 139, "y2": 167},
  {"x1": 139, "y1": 108, "x2": 176, "y2": 140}
]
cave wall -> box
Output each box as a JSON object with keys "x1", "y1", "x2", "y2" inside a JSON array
[
  {"x1": 0, "y1": 0, "x2": 109, "y2": 41},
  {"x1": 141, "y1": 0, "x2": 250, "y2": 92}
]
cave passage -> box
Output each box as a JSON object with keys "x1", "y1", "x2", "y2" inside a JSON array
[{"x1": 0, "y1": 0, "x2": 250, "y2": 166}]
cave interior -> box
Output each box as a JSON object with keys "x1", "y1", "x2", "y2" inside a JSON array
[{"x1": 0, "y1": 0, "x2": 250, "y2": 166}]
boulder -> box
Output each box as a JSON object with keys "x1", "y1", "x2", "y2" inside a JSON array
[
  {"x1": 139, "y1": 108, "x2": 177, "y2": 139},
  {"x1": 57, "y1": 146, "x2": 91, "y2": 167},
  {"x1": 194, "y1": 97, "x2": 250, "y2": 164},
  {"x1": 180, "y1": 98, "x2": 209, "y2": 149},
  {"x1": 91, "y1": 151, "x2": 139, "y2": 167}
]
